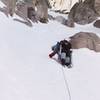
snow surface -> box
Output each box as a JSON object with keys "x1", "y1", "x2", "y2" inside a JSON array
[{"x1": 0, "y1": 1, "x2": 100, "y2": 100}]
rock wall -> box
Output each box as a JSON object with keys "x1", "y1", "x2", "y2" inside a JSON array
[
  {"x1": 95, "y1": 0, "x2": 100, "y2": 15},
  {"x1": 48, "y1": 0, "x2": 85, "y2": 12}
]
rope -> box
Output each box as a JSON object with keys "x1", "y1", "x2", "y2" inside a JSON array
[
  {"x1": 59, "y1": 41, "x2": 72, "y2": 100},
  {"x1": 61, "y1": 67, "x2": 71, "y2": 100}
]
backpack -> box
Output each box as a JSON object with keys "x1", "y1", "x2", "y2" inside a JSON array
[{"x1": 58, "y1": 40, "x2": 72, "y2": 67}]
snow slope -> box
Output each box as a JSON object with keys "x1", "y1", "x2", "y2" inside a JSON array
[{"x1": 0, "y1": 1, "x2": 100, "y2": 100}]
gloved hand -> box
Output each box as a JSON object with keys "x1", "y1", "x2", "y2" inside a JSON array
[{"x1": 49, "y1": 52, "x2": 55, "y2": 58}]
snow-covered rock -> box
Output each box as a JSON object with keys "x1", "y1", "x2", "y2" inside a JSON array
[{"x1": 49, "y1": 0, "x2": 84, "y2": 12}]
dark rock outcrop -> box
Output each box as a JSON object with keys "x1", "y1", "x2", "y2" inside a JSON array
[
  {"x1": 93, "y1": 20, "x2": 100, "y2": 28},
  {"x1": 66, "y1": 0, "x2": 98, "y2": 27}
]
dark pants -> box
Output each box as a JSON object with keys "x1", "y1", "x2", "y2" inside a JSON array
[{"x1": 60, "y1": 50, "x2": 72, "y2": 66}]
